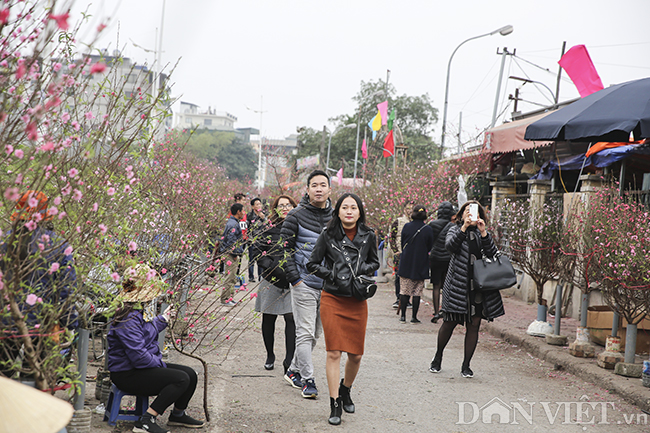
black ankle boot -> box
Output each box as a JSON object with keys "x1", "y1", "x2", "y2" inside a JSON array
[
  {"x1": 338, "y1": 379, "x2": 355, "y2": 413},
  {"x1": 328, "y1": 397, "x2": 342, "y2": 425}
]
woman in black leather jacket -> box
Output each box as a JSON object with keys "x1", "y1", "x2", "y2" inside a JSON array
[
  {"x1": 307, "y1": 193, "x2": 378, "y2": 426},
  {"x1": 253, "y1": 195, "x2": 298, "y2": 373}
]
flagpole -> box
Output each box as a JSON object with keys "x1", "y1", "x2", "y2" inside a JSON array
[
  {"x1": 353, "y1": 89, "x2": 385, "y2": 191},
  {"x1": 353, "y1": 106, "x2": 361, "y2": 191},
  {"x1": 362, "y1": 127, "x2": 367, "y2": 186}
]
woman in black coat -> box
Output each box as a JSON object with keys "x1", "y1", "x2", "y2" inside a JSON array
[
  {"x1": 397, "y1": 204, "x2": 434, "y2": 324},
  {"x1": 428, "y1": 201, "x2": 455, "y2": 323},
  {"x1": 253, "y1": 195, "x2": 298, "y2": 372},
  {"x1": 429, "y1": 200, "x2": 504, "y2": 378}
]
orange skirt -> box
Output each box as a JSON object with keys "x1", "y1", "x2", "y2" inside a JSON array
[{"x1": 320, "y1": 291, "x2": 368, "y2": 355}]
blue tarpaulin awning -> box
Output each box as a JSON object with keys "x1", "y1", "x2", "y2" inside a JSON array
[{"x1": 532, "y1": 143, "x2": 650, "y2": 180}]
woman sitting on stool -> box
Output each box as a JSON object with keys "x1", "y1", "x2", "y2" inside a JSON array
[{"x1": 107, "y1": 264, "x2": 205, "y2": 433}]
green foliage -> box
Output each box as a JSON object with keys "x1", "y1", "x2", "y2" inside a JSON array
[
  {"x1": 182, "y1": 129, "x2": 257, "y2": 181},
  {"x1": 293, "y1": 79, "x2": 440, "y2": 178}
]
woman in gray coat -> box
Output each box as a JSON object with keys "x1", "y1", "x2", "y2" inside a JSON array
[{"x1": 429, "y1": 201, "x2": 504, "y2": 378}]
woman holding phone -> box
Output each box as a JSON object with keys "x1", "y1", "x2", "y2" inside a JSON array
[
  {"x1": 429, "y1": 200, "x2": 504, "y2": 378},
  {"x1": 307, "y1": 193, "x2": 379, "y2": 425}
]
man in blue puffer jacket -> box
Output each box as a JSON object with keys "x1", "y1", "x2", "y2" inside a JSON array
[
  {"x1": 218, "y1": 203, "x2": 245, "y2": 306},
  {"x1": 281, "y1": 170, "x2": 333, "y2": 399}
]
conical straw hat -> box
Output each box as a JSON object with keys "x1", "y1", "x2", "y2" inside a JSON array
[{"x1": 0, "y1": 376, "x2": 74, "y2": 433}]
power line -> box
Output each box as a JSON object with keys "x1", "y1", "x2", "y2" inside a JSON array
[{"x1": 521, "y1": 41, "x2": 650, "y2": 54}]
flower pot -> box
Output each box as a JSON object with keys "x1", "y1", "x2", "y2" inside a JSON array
[
  {"x1": 605, "y1": 335, "x2": 621, "y2": 353},
  {"x1": 67, "y1": 407, "x2": 92, "y2": 433}
]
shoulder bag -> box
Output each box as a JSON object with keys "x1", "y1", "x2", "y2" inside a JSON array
[
  {"x1": 472, "y1": 234, "x2": 517, "y2": 292},
  {"x1": 348, "y1": 256, "x2": 377, "y2": 301}
]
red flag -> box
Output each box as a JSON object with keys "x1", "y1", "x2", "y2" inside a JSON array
[
  {"x1": 558, "y1": 45, "x2": 604, "y2": 98},
  {"x1": 361, "y1": 139, "x2": 368, "y2": 159},
  {"x1": 383, "y1": 130, "x2": 394, "y2": 158}
]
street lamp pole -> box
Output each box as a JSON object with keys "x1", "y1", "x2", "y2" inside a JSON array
[
  {"x1": 326, "y1": 123, "x2": 357, "y2": 173},
  {"x1": 440, "y1": 25, "x2": 513, "y2": 156},
  {"x1": 245, "y1": 97, "x2": 267, "y2": 192},
  {"x1": 508, "y1": 75, "x2": 556, "y2": 103},
  {"x1": 353, "y1": 90, "x2": 385, "y2": 189}
]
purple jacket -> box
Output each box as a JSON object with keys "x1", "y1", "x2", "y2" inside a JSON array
[{"x1": 107, "y1": 310, "x2": 167, "y2": 372}]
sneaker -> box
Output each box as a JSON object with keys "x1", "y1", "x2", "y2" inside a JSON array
[
  {"x1": 461, "y1": 367, "x2": 474, "y2": 378},
  {"x1": 221, "y1": 300, "x2": 237, "y2": 307},
  {"x1": 284, "y1": 370, "x2": 303, "y2": 389},
  {"x1": 167, "y1": 412, "x2": 205, "y2": 428},
  {"x1": 429, "y1": 358, "x2": 441, "y2": 373},
  {"x1": 134, "y1": 414, "x2": 169, "y2": 433},
  {"x1": 410, "y1": 318, "x2": 421, "y2": 324},
  {"x1": 392, "y1": 300, "x2": 399, "y2": 309},
  {"x1": 301, "y1": 378, "x2": 318, "y2": 398}
]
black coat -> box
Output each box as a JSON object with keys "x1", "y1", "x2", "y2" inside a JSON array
[
  {"x1": 397, "y1": 220, "x2": 434, "y2": 281},
  {"x1": 428, "y1": 202, "x2": 454, "y2": 262},
  {"x1": 307, "y1": 224, "x2": 379, "y2": 297},
  {"x1": 440, "y1": 224, "x2": 505, "y2": 320},
  {"x1": 254, "y1": 221, "x2": 289, "y2": 289}
]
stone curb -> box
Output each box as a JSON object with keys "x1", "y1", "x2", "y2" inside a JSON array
[{"x1": 482, "y1": 320, "x2": 650, "y2": 414}]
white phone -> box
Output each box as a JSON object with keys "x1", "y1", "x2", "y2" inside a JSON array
[{"x1": 468, "y1": 203, "x2": 478, "y2": 222}]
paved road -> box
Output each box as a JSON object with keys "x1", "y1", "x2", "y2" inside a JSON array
[{"x1": 204, "y1": 283, "x2": 649, "y2": 433}]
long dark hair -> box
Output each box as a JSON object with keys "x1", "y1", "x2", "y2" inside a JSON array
[
  {"x1": 326, "y1": 193, "x2": 367, "y2": 241},
  {"x1": 270, "y1": 194, "x2": 298, "y2": 224}
]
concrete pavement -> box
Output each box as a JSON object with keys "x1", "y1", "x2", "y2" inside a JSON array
[{"x1": 420, "y1": 284, "x2": 650, "y2": 414}]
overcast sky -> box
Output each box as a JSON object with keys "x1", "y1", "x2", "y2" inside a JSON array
[{"x1": 74, "y1": 0, "x2": 650, "y2": 151}]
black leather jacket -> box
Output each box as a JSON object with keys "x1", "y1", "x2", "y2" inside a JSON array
[{"x1": 307, "y1": 224, "x2": 379, "y2": 297}]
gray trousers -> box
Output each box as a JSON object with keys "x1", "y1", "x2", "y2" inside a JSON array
[{"x1": 288, "y1": 282, "x2": 322, "y2": 381}]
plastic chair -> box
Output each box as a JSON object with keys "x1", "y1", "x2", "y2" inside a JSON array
[{"x1": 103, "y1": 384, "x2": 149, "y2": 426}]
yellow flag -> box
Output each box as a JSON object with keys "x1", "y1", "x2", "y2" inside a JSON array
[{"x1": 371, "y1": 109, "x2": 382, "y2": 131}]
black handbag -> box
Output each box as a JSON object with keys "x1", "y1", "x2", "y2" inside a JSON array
[
  {"x1": 473, "y1": 253, "x2": 517, "y2": 292},
  {"x1": 348, "y1": 264, "x2": 377, "y2": 301}
]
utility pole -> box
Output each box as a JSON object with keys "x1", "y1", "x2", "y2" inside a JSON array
[
  {"x1": 554, "y1": 41, "x2": 566, "y2": 108},
  {"x1": 457, "y1": 111, "x2": 462, "y2": 154},
  {"x1": 491, "y1": 47, "x2": 515, "y2": 128},
  {"x1": 320, "y1": 125, "x2": 327, "y2": 170}
]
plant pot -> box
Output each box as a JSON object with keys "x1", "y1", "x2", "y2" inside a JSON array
[
  {"x1": 67, "y1": 407, "x2": 92, "y2": 433},
  {"x1": 605, "y1": 335, "x2": 621, "y2": 353}
]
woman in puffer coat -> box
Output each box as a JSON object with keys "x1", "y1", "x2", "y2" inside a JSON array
[
  {"x1": 427, "y1": 201, "x2": 455, "y2": 323},
  {"x1": 429, "y1": 200, "x2": 504, "y2": 379},
  {"x1": 307, "y1": 192, "x2": 379, "y2": 426}
]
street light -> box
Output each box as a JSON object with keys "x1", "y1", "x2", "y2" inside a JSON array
[
  {"x1": 508, "y1": 75, "x2": 556, "y2": 103},
  {"x1": 245, "y1": 97, "x2": 267, "y2": 192},
  {"x1": 353, "y1": 90, "x2": 385, "y2": 188},
  {"x1": 326, "y1": 123, "x2": 357, "y2": 173},
  {"x1": 440, "y1": 25, "x2": 513, "y2": 155}
]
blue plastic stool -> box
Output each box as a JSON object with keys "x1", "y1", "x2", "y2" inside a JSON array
[{"x1": 103, "y1": 384, "x2": 150, "y2": 426}]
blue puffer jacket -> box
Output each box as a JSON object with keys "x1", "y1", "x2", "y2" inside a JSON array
[
  {"x1": 219, "y1": 216, "x2": 244, "y2": 256},
  {"x1": 107, "y1": 310, "x2": 167, "y2": 372},
  {"x1": 280, "y1": 194, "x2": 333, "y2": 289}
]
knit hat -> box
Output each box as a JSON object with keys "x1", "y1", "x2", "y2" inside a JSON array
[
  {"x1": 119, "y1": 264, "x2": 165, "y2": 303},
  {"x1": 11, "y1": 190, "x2": 53, "y2": 221}
]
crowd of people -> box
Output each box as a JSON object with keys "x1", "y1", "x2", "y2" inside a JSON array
[
  {"x1": 199, "y1": 170, "x2": 505, "y2": 426},
  {"x1": 1, "y1": 169, "x2": 505, "y2": 431}
]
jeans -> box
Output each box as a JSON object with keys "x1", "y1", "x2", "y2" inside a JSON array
[{"x1": 289, "y1": 282, "x2": 321, "y2": 381}]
